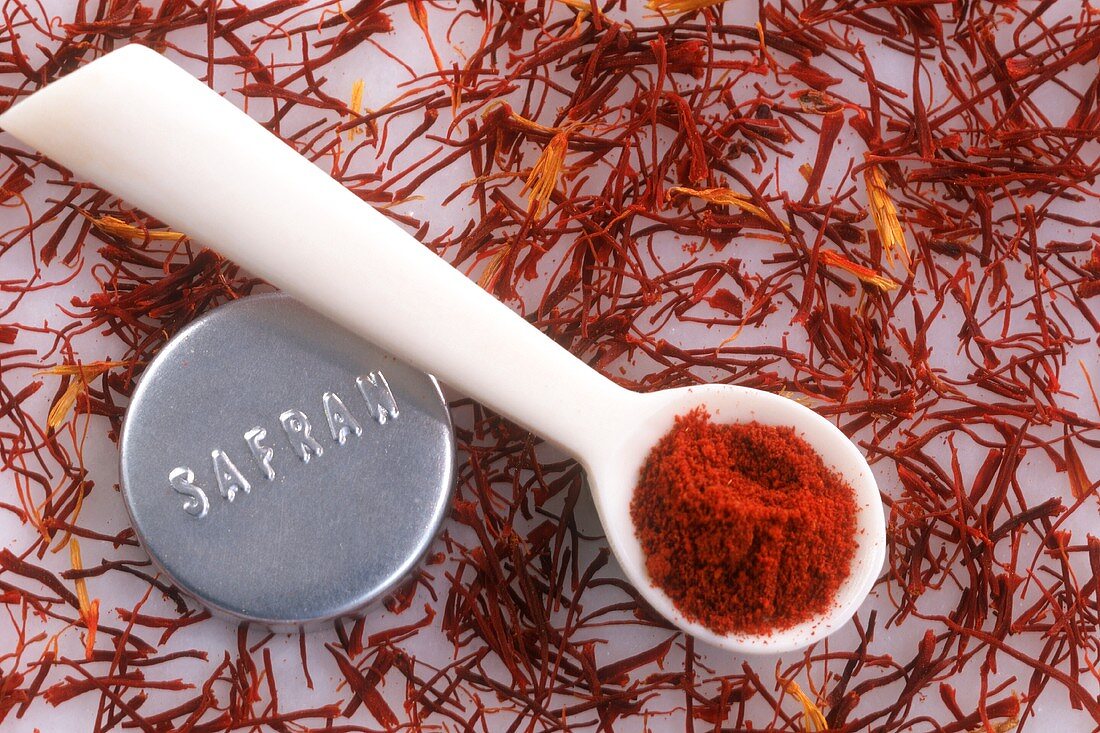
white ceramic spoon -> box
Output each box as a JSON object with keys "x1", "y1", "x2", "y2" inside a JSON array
[{"x1": 0, "y1": 45, "x2": 885, "y2": 654}]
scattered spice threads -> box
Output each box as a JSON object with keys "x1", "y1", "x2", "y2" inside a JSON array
[
  {"x1": 1, "y1": 0, "x2": 1099, "y2": 729},
  {"x1": 631, "y1": 409, "x2": 857, "y2": 634}
]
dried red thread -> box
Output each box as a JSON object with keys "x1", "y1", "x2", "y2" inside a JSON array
[{"x1": 631, "y1": 408, "x2": 857, "y2": 634}]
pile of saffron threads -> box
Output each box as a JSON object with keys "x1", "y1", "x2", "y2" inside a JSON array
[{"x1": 0, "y1": 0, "x2": 1098, "y2": 730}]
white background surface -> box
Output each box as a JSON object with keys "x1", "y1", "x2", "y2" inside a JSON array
[{"x1": 1, "y1": 0, "x2": 1098, "y2": 730}]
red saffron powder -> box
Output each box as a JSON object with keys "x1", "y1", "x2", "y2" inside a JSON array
[{"x1": 630, "y1": 408, "x2": 858, "y2": 635}]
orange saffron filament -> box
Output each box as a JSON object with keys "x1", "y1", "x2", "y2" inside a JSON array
[
  {"x1": 669, "y1": 186, "x2": 790, "y2": 231},
  {"x1": 38, "y1": 361, "x2": 128, "y2": 430},
  {"x1": 521, "y1": 130, "x2": 570, "y2": 217},
  {"x1": 69, "y1": 539, "x2": 99, "y2": 660},
  {"x1": 819, "y1": 249, "x2": 898, "y2": 292},
  {"x1": 782, "y1": 679, "x2": 828, "y2": 732},
  {"x1": 646, "y1": 0, "x2": 727, "y2": 15},
  {"x1": 347, "y1": 79, "x2": 365, "y2": 141},
  {"x1": 864, "y1": 164, "x2": 909, "y2": 268},
  {"x1": 83, "y1": 213, "x2": 185, "y2": 243}
]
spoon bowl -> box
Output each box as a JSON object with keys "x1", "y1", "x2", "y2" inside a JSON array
[
  {"x1": 585, "y1": 384, "x2": 885, "y2": 654},
  {"x1": 0, "y1": 44, "x2": 887, "y2": 652}
]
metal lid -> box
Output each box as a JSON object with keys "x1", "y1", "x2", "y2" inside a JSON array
[{"x1": 120, "y1": 293, "x2": 454, "y2": 628}]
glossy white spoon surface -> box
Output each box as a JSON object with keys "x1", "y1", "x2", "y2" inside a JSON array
[{"x1": 0, "y1": 45, "x2": 886, "y2": 654}]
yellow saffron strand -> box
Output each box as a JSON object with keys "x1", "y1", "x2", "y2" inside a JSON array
[
  {"x1": 501, "y1": 105, "x2": 561, "y2": 136},
  {"x1": 348, "y1": 79, "x2": 365, "y2": 141},
  {"x1": 521, "y1": 130, "x2": 570, "y2": 217},
  {"x1": 70, "y1": 538, "x2": 90, "y2": 613},
  {"x1": 819, "y1": 249, "x2": 898, "y2": 292},
  {"x1": 83, "y1": 213, "x2": 185, "y2": 243},
  {"x1": 782, "y1": 679, "x2": 828, "y2": 732},
  {"x1": 646, "y1": 0, "x2": 726, "y2": 15},
  {"x1": 490, "y1": 107, "x2": 593, "y2": 217},
  {"x1": 863, "y1": 163, "x2": 909, "y2": 268},
  {"x1": 668, "y1": 186, "x2": 790, "y2": 231},
  {"x1": 69, "y1": 538, "x2": 99, "y2": 658},
  {"x1": 477, "y1": 245, "x2": 511, "y2": 292},
  {"x1": 38, "y1": 361, "x2": 128, "y2": 430},
  {"x1": 1080, "y1": 359, "x2": 1100, "y2": 416}
]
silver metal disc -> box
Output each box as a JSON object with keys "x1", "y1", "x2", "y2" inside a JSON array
[{"x1": 120, "y1": 293, "x2": 454, "y2": 628}]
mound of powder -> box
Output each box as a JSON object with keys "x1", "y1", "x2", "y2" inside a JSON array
[{"x1": 630, "y1": 408, "x2": 858, "y2": 634}]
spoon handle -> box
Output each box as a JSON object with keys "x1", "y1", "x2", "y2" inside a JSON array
[{"x1": 1, "y1": 45, "x2": 639, "y2": 462}]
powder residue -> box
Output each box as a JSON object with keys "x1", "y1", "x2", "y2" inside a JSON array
[{"x1": 630, "y1": 408, "x2": 858, "y2": 634}]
